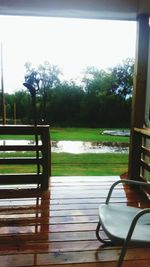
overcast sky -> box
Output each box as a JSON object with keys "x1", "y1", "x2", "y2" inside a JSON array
[{"x1": 0, "y1": 15, "x2": 136, "y2": 93}]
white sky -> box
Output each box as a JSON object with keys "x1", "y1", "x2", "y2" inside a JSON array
[{"x1": 0, "y1": 15, "x2": 136, "y2": 93}]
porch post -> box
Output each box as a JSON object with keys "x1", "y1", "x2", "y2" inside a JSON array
[{"x1": 128, "y1": 14, "x2": 149, "y2": 180}]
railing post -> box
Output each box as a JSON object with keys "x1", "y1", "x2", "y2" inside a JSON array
[
  {"x1": 128, "y1": 14, "x2": 150, "y2": 180},
  {"x1": 41, "y1": 126, "x2": 51, "y2": 189},
  {"x1": 0, "y1": 125, "x2": 51, "y2": 189}
]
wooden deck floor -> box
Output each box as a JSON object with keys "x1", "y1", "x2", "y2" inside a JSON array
[{"x1": 0, "y1": 176, "x2": 150, "y2": 267}]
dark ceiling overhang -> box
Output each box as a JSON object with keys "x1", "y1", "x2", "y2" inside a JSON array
[{"x1": 0, "y1": 0, "x2": 149, "y2": 21}]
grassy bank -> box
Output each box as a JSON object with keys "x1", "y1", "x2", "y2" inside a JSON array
[
  {"x1": 0, "y1": 127, "x2": 130, "y2": 143},
  {"x1": 51, "y1": 127, "x2": 129, "y2": 142},
  {"x1": 51, "y1": 128, "x2": 129, "y2": 175},
  {"x1": 52, "y1": 152, "x2": 128, "y2": 176},
  {"x1": 0, "y1": 152, "x2": 128, "y2": 176},
  {"x1": 0, "y1": 127, "x2": 129, "y2": 176}
]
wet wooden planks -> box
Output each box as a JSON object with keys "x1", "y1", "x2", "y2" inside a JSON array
[{"x1": 0, "y1": 176, "x2": 149, "y2": 267}]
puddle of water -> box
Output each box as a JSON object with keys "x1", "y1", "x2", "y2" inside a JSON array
[
  {"x1": 0, "y1": 140, "x2": 35, "y2": 145},
  {"x1": 52, "y1": 141, "x2": 129, "y2": 154},
  {"x1": 103, "y1": 130, "x2": 130, "y2": 137},
  {"x1": 0, "y1": 140, "x2": 129, "y2": 154}
]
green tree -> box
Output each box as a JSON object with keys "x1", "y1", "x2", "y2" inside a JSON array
[
  {"x1": 109, "y1": 58, "x2": 134, "y2": 99},
  {"x1": 24, "y1": 61, "x2": 62, "y2": 123},
  {"x1": 81, "y1": 62, "x2": 133, "y2": 127},
  {"x1": 20, "y1": 59, "x2": 133, "y2": 127},
  {"x1": 13, "y1": 91, "x2": 31, "y2": 123},
  {"x1": 82, "y1": 66, "x2": 115, "y2": 97},
  {"x1": 46, "y1": 81, "x2": 84, "y2": 126}
]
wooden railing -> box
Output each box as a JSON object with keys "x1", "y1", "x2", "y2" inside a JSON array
[
  {"x1": 133, "y1": 127, "x2": 150, "y2": 183},
  {"x1": 0, "y1": 125, "x2": 51, "y2": 189}
]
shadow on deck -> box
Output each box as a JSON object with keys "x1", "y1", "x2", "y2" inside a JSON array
[{"x1": 0, "y1": 176, "x2": 150, "y2": 267}]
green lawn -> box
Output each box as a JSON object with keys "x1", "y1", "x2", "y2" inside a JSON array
[
  {"x1": 0, "y1": 134, "x2": 34, "y2": 140},
  {"x1": 51, "y1": 127, "x2": 129, "y2": 175},
  {"x1": 52, "y1": 152, "x2": 128, "y2": 176},
  {"x1": 0, "y1": 127, "x2": 130, "y2": 143},
  {"x1": 51, "y1": 127, "x2": 129, "y2": 142},
  {"x1": 0, "y1": 152, "x2": 128, "y2": 176},
  {"x1": 0, "y1": 127, "x2": 129, "y2": 176}
]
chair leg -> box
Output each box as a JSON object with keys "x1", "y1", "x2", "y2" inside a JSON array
[
  {"x1": 96, "y1": 221, "x2": 101, "y2": 241},
  {"x1": 96, "y1": 221, "x2": 113, "y2": 245},
  {"x1": 116, "y1": 215, "x2": 140, "y2": 267},
  {"x1": 116, "y1": 241, "x2": 129, "y2": 267}
]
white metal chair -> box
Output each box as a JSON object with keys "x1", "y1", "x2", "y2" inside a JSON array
[{"x1": 96, "y1": 179, "x2": 150, "y2": 267}]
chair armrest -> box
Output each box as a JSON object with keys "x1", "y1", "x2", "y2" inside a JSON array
[
  {"x1": 123, "y1": 208, "x2": 150, "y2": 245},
  {"x1": 106, "y1": 179, "x2": 150, "y2": 204},
  {"x1": 132, "y1": 208, "x2": 150, "y2": 224}
]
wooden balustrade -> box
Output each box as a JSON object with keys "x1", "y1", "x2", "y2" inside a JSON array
[
  {"x1": 134, "y1": 127, "x2": 150, "y2": 183},
  {"x1": 0, "y1": 125, "x2": 51, "y2": 189}
]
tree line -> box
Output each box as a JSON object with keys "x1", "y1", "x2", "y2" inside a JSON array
[{"x1": 2, "y1": 58, "x2": 134, "y2": 127}]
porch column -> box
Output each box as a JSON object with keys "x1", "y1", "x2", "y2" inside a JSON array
[{"x1": 128, "y1": 14, "x2": 149, "y2": 180}]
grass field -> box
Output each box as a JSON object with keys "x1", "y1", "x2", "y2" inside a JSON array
[
  {"x1": 0, "y1": 127, "x2": 129, "y2": 176},
  {"x1": 51, "y1": 127, "x2": 129, "y2": 176},
  {"x1": 0, "y1": 152, "x2": 128, "y2": 176},
  {"x1": 51, "y1": 127, "x2": 130, "y2": 142},
  {"x1": 0, "y1": 127, "x2": 130, "y2": 142},
  {"x1": 52, "y1": 152, "x2": 128, "y2": 176}
]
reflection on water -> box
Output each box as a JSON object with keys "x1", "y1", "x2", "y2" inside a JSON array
[
  {"x1": 52, "y1": 141, "x2": 129, "y2": 154},
  {"x1": 0, "y1": 140, "x2": 35, "y2": 145},
  {"x1": 0, "y1": 140, "x2": 129, "y2": 154},
  {"x1": 103, "y1": 130, "x2": 130, "y2": 137}
]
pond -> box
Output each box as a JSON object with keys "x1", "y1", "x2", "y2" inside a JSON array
[
  {"x1": 103, "y1": 130, "x2": 130, "y2": 137},
  {"x1": 52, "y1": 141, "x2": 129, "y2": 154},
  {"x1": 0, "y1": 140, "x2": 129, "y2": 154}
]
